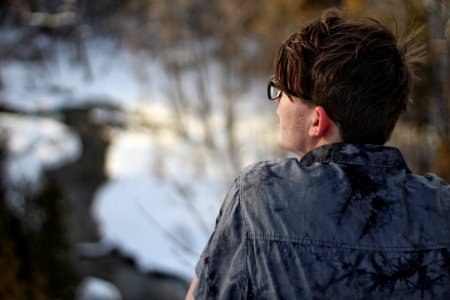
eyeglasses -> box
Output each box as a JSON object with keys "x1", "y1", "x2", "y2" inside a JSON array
[
  {"x1": 267, "y1": 75, "x2": 283, "y2": 100},
  {"x1": 267, "y1": 75, "x2": 342, "y2": 128}
]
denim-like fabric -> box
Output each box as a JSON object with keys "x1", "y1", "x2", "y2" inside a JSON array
[{"x1": 194, "y1": 143, "x2": 450, "y2": 299}]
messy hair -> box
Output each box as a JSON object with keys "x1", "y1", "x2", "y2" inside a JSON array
[{"x1": 274, "y1": 8, "x2": 422, "y2": 144}]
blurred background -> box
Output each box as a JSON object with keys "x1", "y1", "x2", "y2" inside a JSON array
[{"x1": 0, "y1": 0, "x2": 448, "y2": 299}]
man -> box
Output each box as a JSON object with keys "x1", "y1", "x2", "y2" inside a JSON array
[{"x1": 186, "y1": 8, "x2": 450, "y2": 299}]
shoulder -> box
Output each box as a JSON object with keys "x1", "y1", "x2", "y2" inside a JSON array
[
  {"x1": 236, "y1": 158, "x2": 312, "y2": 215},
  {"x1": 406, "y1": 172, "x2": 450, "y2": 207},
  {"x1": 405, "y1": 172, "x2": 450, "y2": 194},
  {"x1": 422, "y1": 172, "x2": 449, "y2": 186},
  {"x1": 243, "y1": 157, "x2": 300, "y2": 171},
  {"x1": 239, "y1": 158, "x2": 301, "y2": 184},
  {"x1": 237, "y1": 157, "x2": 332, "y2": 197}
]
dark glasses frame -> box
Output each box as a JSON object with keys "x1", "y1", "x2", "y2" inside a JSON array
[{"x1": 267, "y1": 75, "x2": 342, "y2": 128}]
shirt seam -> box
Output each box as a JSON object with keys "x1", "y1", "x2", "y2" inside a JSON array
[
  {"x1": 245, "y1": 157, "x2": 405, "y2": 171},
  {"x1": 248, "y1": 233, "x2": 450, "y2": 251},
  {"x1": 299, "y1": 160, "x2": 405, "y2": 168},
  {"x1": 238, "y1": 173, "x2": 249, "y2": 298},
  {"x1": 297, "y1": 143, "x2": 411, "y2": 171}
]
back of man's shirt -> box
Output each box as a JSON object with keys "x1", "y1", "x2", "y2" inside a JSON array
[{"x1": 195, "y1": 143, "x2": 450, "y2": 299}]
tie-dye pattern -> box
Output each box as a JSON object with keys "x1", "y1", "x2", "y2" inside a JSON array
[{"x1": 195, "y1": 143, "x2": 450, "y2": 299}]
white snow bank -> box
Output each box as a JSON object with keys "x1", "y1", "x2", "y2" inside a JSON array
[
  {"x1": 0, "y1": 38, "x2": 167, "y2": 112},
  {"x1": 0, "y1": 112, "x2": 81, "y2": 205},
  {"x1": 76, "y1": 276, "x2": 122, "y2": 300},
  {"x1": 92, "y1": 173, "x2": 224, "y2": 280}
]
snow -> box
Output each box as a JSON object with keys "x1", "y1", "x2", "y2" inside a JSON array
[
  {"x1": 0, "y1": 112, "x2": 81, "y2": 211},
  {"x1": 0, "y1": 38, "x2": 166, "y2": 112},
  {"x1": 0, "y1": 112, "x2": 81, "y2": 176},
  {"x1": 76, "y1": 276, "x2": 123, "y2": 300},
  {"x1": 93, "y1": 173, "x2": 224, "y2": 279},
  {"x1": 0, "y1": 33, "x2": 279, "y2": 282}
]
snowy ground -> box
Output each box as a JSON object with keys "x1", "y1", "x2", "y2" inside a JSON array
[
  {"x1": 0, "y1": 112, "x2": 81, "y2": 213},
  {"x1": 0, "y1": 35, "x2": 280, "y2": 282}
]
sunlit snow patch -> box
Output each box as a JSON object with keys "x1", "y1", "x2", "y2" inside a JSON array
[
  {"x1": 92, "y1": 173, "x2": 224, "y2": 280},
  {"x1": 76, "y1": 276, "x2": 122, "y2": 300},
  {"x1": 0, "y1": 112, "x2": 81, "y2": 206}
]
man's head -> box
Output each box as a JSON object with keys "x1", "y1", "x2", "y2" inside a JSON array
[{"x1": 273, "y1": 8, "x2": 415, "y2": 146}]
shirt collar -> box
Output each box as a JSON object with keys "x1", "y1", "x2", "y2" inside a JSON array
[{"x1": 299, "y1": 143, "x2": 411, "y2": 172}]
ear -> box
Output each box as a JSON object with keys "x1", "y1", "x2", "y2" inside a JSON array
[{"x1": 309, "y1": 106, "x2": 332, "y2": 138}]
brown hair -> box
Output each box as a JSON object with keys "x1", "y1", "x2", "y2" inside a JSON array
[{"x1": 274, "y1": 8, "x2": 417, "y2": 144}]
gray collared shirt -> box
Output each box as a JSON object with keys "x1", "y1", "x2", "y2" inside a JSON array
[{"x1": 195, "y1": 143, "x2": 450, "y2": 299}]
